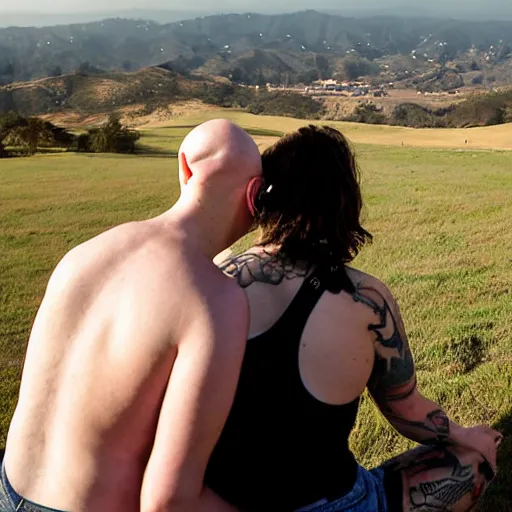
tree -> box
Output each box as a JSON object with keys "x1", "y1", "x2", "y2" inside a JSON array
[
  {"x1": 496, "y1": 44, "x2": 512, "y2": 63},
  {"x1": 48, "y1": 65, "x2": 62, "y2": 77},
  {"x1": 78, "y1": 62, "x2": 92, "y2": 74},
  {"x1": 1, "y1": 62, "x2": 14, "y2": 77},
  {"x1": 342, "y1": 56, "x2": 380, "y2": 80},
  {"x1": 315, "y1": 55, "x2": 331, "y2": 80},
  {"x1": 0, "y1": 111, "x2": 26, "y2": 157},
  {"x1": 73, "y1": 133, "x2": 92, "y2": 153},
  {"x1": 0, "y1": 112, "x2": 75, "y2": 157},
  {"x1": 297, "y1": 69, "x2": 319, "y2": 84},
  {"x1": 256, "y1": 72, "x2": 266, "y2": 87},
  {"x1": 231, "y1": 67, "x2": 243, "y2": 83},
  {"x1": 5, "y1": 117, "x2": 54, "y2": 155},
  {"x1": 471, "y1": 74, "x2": 484, "y2": 85},
  {"x1": 87, "y1": 115, "x2": 140, "y2": 153},
  {"x1": 350, "y1": 102, "x2": 387, "y2": 125},
  {"x1": 0, "y1": 111, "x2": 26, "y2": 134}
]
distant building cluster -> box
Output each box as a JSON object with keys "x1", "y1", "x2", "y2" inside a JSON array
[{"x1": 304, "y1": 79, "x2": 391, "y2": 98}]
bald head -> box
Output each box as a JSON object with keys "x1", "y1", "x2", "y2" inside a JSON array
[
  {"x1": 173, "y1": 120, "x2": 262, "y2": 252},
  {"x1": 178, "y1": 119, "x2": 261, "y2": 190}
]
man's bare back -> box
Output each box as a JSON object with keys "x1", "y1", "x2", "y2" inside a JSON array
[{"x1": 3, "y1": 120, "x2": 262, "y2": 512}]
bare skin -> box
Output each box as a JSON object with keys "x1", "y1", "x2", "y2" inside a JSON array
[
  {"x1": 4, "y1": 119, "x2": 262, "y2": 512},
  {"x1": 218, "y1": 249, "x2": 502, "y2": 512}
]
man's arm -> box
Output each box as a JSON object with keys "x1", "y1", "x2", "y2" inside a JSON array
[{"x1": 140, "y1": 285, "x2": 248, "y2": 512}]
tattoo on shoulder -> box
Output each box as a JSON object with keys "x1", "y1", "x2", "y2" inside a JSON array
[
  {"x1": 218, "y1": 252, "x2": 307, "y2": 289},
  {"x1": 351, "y1": 284, "x2": 416, "y2": 402}
]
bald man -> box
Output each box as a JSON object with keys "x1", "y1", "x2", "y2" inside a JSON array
[{"x1": 1, "y1": 120, "x2": 262, "y2": 512}]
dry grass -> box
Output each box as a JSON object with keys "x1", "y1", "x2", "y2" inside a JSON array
[{"x1": 157, "y1": 109, "x2": 512, "y2": 151}]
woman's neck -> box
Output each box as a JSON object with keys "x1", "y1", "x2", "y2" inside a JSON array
[{"x1": 218, "y1": 246, "x2": 310, "y2": 289}]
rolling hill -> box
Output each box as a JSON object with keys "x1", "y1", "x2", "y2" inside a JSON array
[
  {"x1": 1, "y1": 11, "x2": 512, "y2": 86},
  {"x1": 0, "y1": 67, "x2": 215, "y2": 117}
]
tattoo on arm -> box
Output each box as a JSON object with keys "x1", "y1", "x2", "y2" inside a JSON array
[
  {"x1": 352, "y1": 284, "x2": 416, "y2": 403},
  {"x1": 353, "y1": 284, "x2": 452, "y2": 445},
  {"x1": 386, "y1": 409, "x2": 451, "y2": 446},
  {"x1": 218, "y1": 252, "x2": 307, "y2": 289}
]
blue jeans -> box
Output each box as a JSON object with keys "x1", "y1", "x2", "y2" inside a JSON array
[
  {"x1": 300, "y1": 466, "x2": 392, "y2": 512},
  {"x1": 0, "y1": 459, "x2": 66, "y2": 512}
]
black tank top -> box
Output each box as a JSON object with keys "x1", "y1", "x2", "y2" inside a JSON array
[{"x1": 205, "y1": 266, "x2": 361, "y2": 511}]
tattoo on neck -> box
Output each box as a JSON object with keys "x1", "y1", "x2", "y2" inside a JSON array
[{"x1": 218, "y1": 251, "x2": 308, "y2": 288}]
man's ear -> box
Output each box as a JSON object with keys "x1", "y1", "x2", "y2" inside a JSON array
[
  {"x1": 179, "y1": 151, "x2": 193, "y2": 185},
  {"x1": 246, "y1": 176, "x2": 264, "y2": 218}
]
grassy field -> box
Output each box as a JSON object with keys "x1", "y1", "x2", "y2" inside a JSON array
[
  {"x1": 1, "y1": 117, "x2": 512, "y2": 510},
  {"x1": 143, "y1": 109, "x2": 512, "y2": 151}
]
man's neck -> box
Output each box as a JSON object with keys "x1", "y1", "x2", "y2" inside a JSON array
[{"x1": 156, "y1": 200, "x2": 233, "y2": 260}]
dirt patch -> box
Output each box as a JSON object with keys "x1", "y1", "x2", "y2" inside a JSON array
[
  {"x1": 40, "y1": 101, "x2": 218, "y2": 130},
  {"x1": 40, "y1": 112, "x2": 111, "y2": 129},
  {"x1": 127, "y1": 101, "x2": 218, "y2": 129}
]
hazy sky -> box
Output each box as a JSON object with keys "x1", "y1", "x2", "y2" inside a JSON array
[
  {"x1": 0, "y1": 0, "x2": 510, "y2": 13},
  {"x1": 0, "y1": 0, "x2": 511, "y2": 24}
]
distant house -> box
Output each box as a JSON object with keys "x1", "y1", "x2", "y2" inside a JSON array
[{"x1": 322, "y1": 79, "x2": 337, "y2": 87}]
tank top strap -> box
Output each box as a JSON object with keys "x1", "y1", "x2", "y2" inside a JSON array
[
  {"x1": 276, "y1": 265, "x2": 351, "y2": 338},
  {"x1": 255, "y1": 265, "x2": 355, "y2": 351}
]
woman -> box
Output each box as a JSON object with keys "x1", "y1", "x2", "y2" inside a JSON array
[{"x1": 205, "y1": 125, "x2": 501, "y2": 512}]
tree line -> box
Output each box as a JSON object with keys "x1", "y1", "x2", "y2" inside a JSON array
[{"x1": 0, "y1": 113, "x2": 140, "y2": 158}]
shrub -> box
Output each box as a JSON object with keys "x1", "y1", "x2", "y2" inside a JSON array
[
  {"x1": 391, "y1": 103, "x2": 449, "y2": 128},
  {"x1": 77, "y1": 115, "x2": 141, "y2": 154},
  {"x1": 247, "y1": 91, "x2": 324, "y2": 119},
  {"x1": 348, "y1": 102, "x2": 386, "y2": 124},
  {"x1": 471, "y1": 74, "x2": 484, "y2": 85}
]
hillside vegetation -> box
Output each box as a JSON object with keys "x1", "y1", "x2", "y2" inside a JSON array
[
  {"x1": 0, "y1": 67, "x2": 325, "y2": 120},
  {"x1": 0, "y1": 111, "x2": 140, "y2": 157},
  {"x1": 1, "y1": 11, "x2": 511, "y2": 87},
  {"x1": 349, "y1": 89, "x2": 512, "y2": 127},
  {"x1": 2, "y1": 66, "x2": 512, "y2": 129}
]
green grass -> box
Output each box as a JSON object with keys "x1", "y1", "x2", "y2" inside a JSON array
[{"x1": 1, "y1": 126, "x2": 511, "y2": 510}]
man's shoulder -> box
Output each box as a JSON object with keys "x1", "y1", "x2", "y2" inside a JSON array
[
  {"x1": 207, "y1": 271, "x2": 249, "y2": 318},
  {"x1": 199, "y1": 269, "x2": 250, "y2": 329}
]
